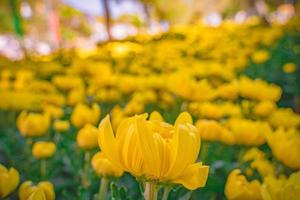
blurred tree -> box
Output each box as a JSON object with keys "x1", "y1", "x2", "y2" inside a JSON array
[
  {"x1": 0, "y1": 0, "x2": 24, "y2": 37},
  {"x1": 59, "y1": 5, "x2": 92, "y2": 42},
  {"x1": 10, "y1": 0, "x2": 24, "y2": 37},
  {"x1": 102, "y1": 0, "x2": 112, "y2": 40},
  {"x1": 45, "y1": 0, "x2": 61, "y2": 48},
  {"x1": 150, "y1": 0, "x2": 189, "y2": 24},
  {"x1": 0, "y1": 1, "x2": 14, "y2": 33},
  {"x1": 136, "y1": 0, "x2": 236, "y2": 24},
  {"x1": 138, "y1": 0, "x2": 152, "y2": 26}
]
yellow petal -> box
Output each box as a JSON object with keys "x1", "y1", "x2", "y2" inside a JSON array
[
  {"x1": 19, "y1": 181, "x2": 36, "y2": 200},
  {"x1": 0, "y1": 174, "x2": 9, "y2": 198},
  {"x1": 174, "y1": 112, "x2": 193, "y2": 127},
  {"x1": 0, "y1": 167, "x2": 19, "y2": 198},
  {"x1": 38, "y1": 182, "x2": 55, "y2": 200},
  {"x1": 167, "y1": 124, "x2": 200, "y2": 179},
  {"x1": 0, "y1": 164, "x2": 7, "y2": 173},
  {"x1": 135, "y1": 116, "x2": 161, "y2": 177},
  {"x1": 116, "y1": 118, "x2": 138, "y2": 172},
  {"x1": 28, "y1": 189, "x2": 46, "y2": 200},
  {"x1": 149, "y1": 111, "x2": 163, "y2": 122},
  {"x1": 116, "y1": 117, "x2": 133, "y2": 138},
  {"x1": 173, "y1": 163, "x2": 209, "y2": 190},
  {"x1": 98, "y1": 115, "x2": 121, "y2": 168},
  {"x1": 8, "y1": 167, "x2": 20, "y2": 192},
  {"x1": 153, "y1": 133, "x2": 171, "y2": 177}
]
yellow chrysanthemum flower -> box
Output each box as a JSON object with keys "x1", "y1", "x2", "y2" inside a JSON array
[
  {"x1": 98, "y1": 112, "x2": 209, "y2": 190},
  {"x1": 92, "y1": 151, "x2": 124, "y2": 177},
  {"x1": 19, "y1": 181, "x2": 55, "y2": 200},
  {"x1": 76, "y1": 124, "x2": 99, "y2": 150},
  {"x1": 32, "y1": 142, "x2": 56, "y2": 159},
  {"x1": 225, "y1": 169, "x2": 262, "y2": 200},
  {"x1": 71, "y1": 103, "x2": 101, "y2": 128},
  {"x1": 17, "y1": 111, "x2": 50, "y2": 137},
  {"x1": 0, "y1": 164, "x2": 20, "y2": 199}
]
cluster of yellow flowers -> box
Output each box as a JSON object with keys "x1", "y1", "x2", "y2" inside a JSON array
[
  {"x1": 196, "y1": 118, "x2": 272, "y2": 146},
  {"x1": 266, "y1": 128, "x2": 300, "y2": 169},
  {"x1": 0, "y1": 21, "x2": 286, "y2": 112},
  {"x1": 225, "y1": 169, "x2": 300, "y2": 200},
  {"x1": 0, "y1": 164, "x2": 54, "y2": 200},
  {"x1": 242, "y1": 148, "x2": 275, "y2": 178},
  {"x1": 13, "y1": 108, "x2": 209, "y2": 199}
]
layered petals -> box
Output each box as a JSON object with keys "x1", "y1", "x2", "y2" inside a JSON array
[
  {"x1": 0, "y1": 164, "x2": 20, "y2": 198},
  {"x1": 97, "y1": 112, "x2": 209, "y2": 190},
  {"x1": 19, "y1": 181, "x2": 55, "y2": 200},
  {"x1": 98, "y1": 115, "x2": 121, "y2": 168},
  {"x1": 173, "y1": 162, "x2": 209, "y2": 190}
]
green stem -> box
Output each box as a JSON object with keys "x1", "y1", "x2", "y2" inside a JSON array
[
  {"x1": 26, "y1": 138, "x2": 32, "y2": 155},
  {"x1": 82, "y1": 151, "x2": 91, "y2": 188},
  {"x1": 162, "y1": 187, "x2": 171, "y2": 200},
  {"x1": 201, "y1": 141, "x2": 209, "y2": 163},
  {"x1": 26, "y1": 138, "x2": 33, "y2": 146},
  {"x1": 41, "y1": 159, "x2": 46, "y2": 178},
  {"x1": 98, "y1": 178, "x2": 109, "y2": 200},
  {"x1": 53, "y1": 133, "x2": 61, "y2": 144},
  {"x1": 144, "y1": 182, "x2": 158, "y2": 200},
  {"x1": 237, "y1": 147, "x2": 246, "y2": 167},
  {"x1": 9, "y1": 0, "x2": 23, "y2": 37}
]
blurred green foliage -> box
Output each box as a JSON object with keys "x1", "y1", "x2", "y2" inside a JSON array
[{"x1": 243, "y1": 31, "x2": 300, "y2": 110}]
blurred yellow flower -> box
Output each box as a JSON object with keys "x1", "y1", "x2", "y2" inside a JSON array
[
  {"x1": 196, "y1": 119, "x2": 235, "y2": 145},
  {"x1": 67, "y1": 88, "x2": 86, "y2": 106},
  {"x1": 226, "y1": 118, "x2": 271, "y2": 146},
  {"x1": 108, "y1": 42, "x2": 143, "y2": 58},
  {"x1": 251, "y1": 159, "x2": 276, "y2": 177},
  {"x1": 98, "y1": 112, "x2": 209, "y2": 190},
  {"x1": 225, "y1": 169, "x2": 262, "y2": 200},
  {"x1": 14, "y1": 70, "x2": 35, "y2": 91},
  {"x1": 239, "y1": 77, "x2": 282, "y2": 102},
  {"x1": 217, "y1": 81, "x2": 239, "y2": 100},
  {"x1": 253, "y1": 101, "x2": 276, "y2": 117},
  {"x1": 94, "y1": 88, "x2": 122, "y2": 102},
  {"x1": 53, "y1": 120, "x2": 70, "y2": 132},
  {"x1": 124, "y1": 100, "x2": 144, "y2": 115},
  {"x1": 52, "y1": 75, "x2": 83, "y2": 91},
  {"x1": 91, "y1": 151, "x2": 123, "y2": 177},
  {"x1": 268, "y1": 108, "x2": 300, "y2": 129},
  {"x1": 261, "y1": 171, "x2": 300, "y2": 200},
  {"x1": 71, "y1": 103, "x2": 100, "y2": 128},
  {"x1": 252, "y1": 50, "x2": 270, "y2": 64},
  {"x1": 0, "y1": 164, "x2": 20, "y2": 199},
  {"x1": 267, "y1": 128, "x2": 300, "y2": 169},
  {"x1": 17, "y1": 111, "x2": 50, "y2": 137},
  {"x1": 243, "y1": 148, "x2": 265, "y2": 161},
  {"x1": 190, "y1": 102, "x2": 241, "y2": 120},
  {"x1": 239, "y1": 76, "x2": 282, "y2": 102},
  {"x1": 110, "y1": 105, "x2": 126, "y2": 130},
  {"x1": 76, "y1": 124, "x2": 99, "y2": 150},
  {"x1": 19, "y1": 181, "x2": 55, "y2": 200},
  {"x1": 42, "y1": 104, "x2": 64, "y2": 119},
  {"x1": 159, "y1": 91, "x2": 175, "y2": 108},
  {"x1": 32, "y1": 142, "x2": 56, "y2": 159},
  {"x1": 243, "y1": 148, "x2": 276, "y2": 177},
  {"x1": 282, "y1": 63, "x2": 297, "y2": 73}
]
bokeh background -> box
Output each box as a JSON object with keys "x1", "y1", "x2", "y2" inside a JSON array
[{"x1": 0, "y1": 1, "x2": 300, "y2": 200}]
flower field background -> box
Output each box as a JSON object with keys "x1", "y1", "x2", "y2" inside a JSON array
[{"x1": 1, "y1": 17, "x2": 300, "y2": 200}]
